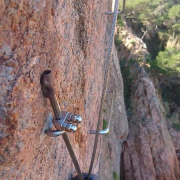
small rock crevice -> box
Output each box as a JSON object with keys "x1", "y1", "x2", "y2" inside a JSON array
[{"x1": 73, "y1": 0, "x2": 88, "y2": 58}]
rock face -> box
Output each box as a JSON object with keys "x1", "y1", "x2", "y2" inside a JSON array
[
  {"x1": 169, "y1": 127, "x2": 180, "y2": 168},
  {"x1": 0, "y1": 0, "x2": 128, "y2": 180},
  {"x1": 118, "y1": 23, "x2": 180, "y2": 180}
]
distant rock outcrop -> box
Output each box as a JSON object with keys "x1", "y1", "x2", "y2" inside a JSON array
[{"x1": 117, "y1": 23, "x2": 180, "y2": 180}]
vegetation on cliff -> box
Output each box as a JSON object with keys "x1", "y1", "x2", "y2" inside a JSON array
[
  {"x1": 117, "y1": 0, "x2": 180, "y2": 130},
  {"x1": 124, "y1": 0, "x2": 180, "y2": 41},
  {"x1": 124, "y1": 0, "x2": 180, "y2": 73}
]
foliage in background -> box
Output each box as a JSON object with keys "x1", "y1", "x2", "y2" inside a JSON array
[
  {"x1": 117, "y1": 14, "x2": 124, "y2": 27},
  {"x1": 119, "y1": 59, "x2": 135, "y2": 110},
  {"x1": 113, "y1": 171, "x2": 119, "y2": 180},
  {"x1": 122, "y1": 0, "x2": 180, "y2": 40},
  {"x1": 147, "y1": 47, "x2": 180, "y2": 78},
  {"x1": 160, "y1": 83, "x2": 180, "y2": 117},
  {"x1": 114, "y1": 15, "x2": 124, "y2": 47},
  {"x1": 103, "y1": 119, "x2": 108, "y2": 130},
  {"x1": 117, "y1": 0, "x2": 180, "y2": 130},
  {"x1": 114, "y1": 34, "x2": 122, "y2": 46},
  {"x1": 163, "y1": 101, "x2": 180, "y2": 131}
]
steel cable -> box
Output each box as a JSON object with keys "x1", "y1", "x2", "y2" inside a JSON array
[
  {"x1": 87, "y1": 0, "x2": 120, "y2": 179},
  {"x1": 50, "y1": 96, "x2": 84, "y2": 180}
]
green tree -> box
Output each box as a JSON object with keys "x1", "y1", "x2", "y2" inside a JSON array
[
  {"x1": 168, "y1": 4, "x2": 180, "y2": 20},
  {"x1": 123, "y1": 0, "x2": 180, "y2": 40},
  {"x1": 147, "y1": 47, "x2": 180, "y2": 81}
]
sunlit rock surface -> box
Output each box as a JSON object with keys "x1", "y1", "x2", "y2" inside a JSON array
[{"x1": 0, "y1": 0, "x2": 128, "y2": 179}]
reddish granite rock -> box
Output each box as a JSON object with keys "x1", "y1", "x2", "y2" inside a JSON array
[{"x1": 0, "y1": 0, "x2": 128, "y2": 179}]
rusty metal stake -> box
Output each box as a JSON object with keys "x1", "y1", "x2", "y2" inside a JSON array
[{"x1": 40, "y1": 70, "x2": 84, "y2": 180}]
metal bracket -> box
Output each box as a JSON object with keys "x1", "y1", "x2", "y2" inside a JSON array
[
  {"x1": 41, "y1": 70, "x2": 82, "y2": 137},
  {"x1": 45, "y1": 128, "x2": 65, "y2": 137},
  {"x1": 43, "y1": 114, "x2": 66, "y2": 137},
  {"x1": 44, "y1": 111, "x2": 82, "y2": 137},
  {"x1": 53, "y1": 111, "x2": 82, "y2": 132},
  {"x1": 90, "y1": 91, "x2": 114, "y2": 135}
]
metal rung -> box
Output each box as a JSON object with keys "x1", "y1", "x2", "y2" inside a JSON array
[
  {"x1": 45, "y1": 129, "x2": 65, "y2": 137},
  {"x1": 105, "y1": 11, "x2": 122, "y2": 15},
  {"x1": 90, "y1": 128, "x2": 110, "y2": 135},
  {"x1": 90, "y1": 91, "x2": 115, "y2": 135}
]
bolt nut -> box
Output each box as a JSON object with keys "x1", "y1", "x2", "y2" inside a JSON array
[
  {"x1": 66, "y1": 123, "x2": 77, "y2": 132},
  {"x1": 71, "y1": 115, "x2": 82, "y2": 123}
]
